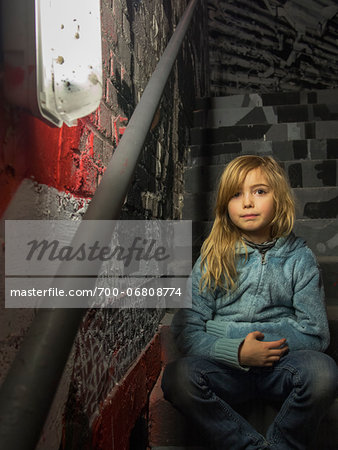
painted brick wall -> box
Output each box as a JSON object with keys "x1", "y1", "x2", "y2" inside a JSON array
[
  {"x1": 208, "y1": 0, "x2": 338, "y2": 95},
  {"x1": 0, "y1": 0, "x2": 209, "y2": 448}
]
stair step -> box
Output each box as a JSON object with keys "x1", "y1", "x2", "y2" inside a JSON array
[
  {"x1": 184, "y1": 159, "x2": 338, "y2": 193},
  {"x1": 194, "y1": 104, "x2": 338, "y2": 128},
  {"x1": 190, "y1": 120, "x2": 338, "y2": 145},
  {"x1": 149, "y1": 366, "x2": 207, "y2": 449},
  {"x1": 189, "y1": 138, "x2": 338, "y2": 167},
  {"x1": 148, "y1": 317, "x2": 338, "y2": 450},
  {"x1": 195, "y1": 89, "x2": 338, "y2": 110},
  {"x1": 183, "y1": 187, "x2": 338, "y2": 221},
  {"x1": 151, "y1": 447, "x2": 207, "y2": 450}
]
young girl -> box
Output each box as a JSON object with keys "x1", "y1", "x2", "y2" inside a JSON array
[{"x1": 162, "y1": 155, "x2": 338, "y2": 449}]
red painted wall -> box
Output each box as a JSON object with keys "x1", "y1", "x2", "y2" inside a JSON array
[
  {"x1": 90, "y1": 333, "x2": 161, "y2": 450},
  {"x1": 0, "y1": 96, "x2": 106, "y2": 217}
]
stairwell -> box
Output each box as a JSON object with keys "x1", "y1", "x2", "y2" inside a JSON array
[{"x1": 148, "y1": 88, "x2": 338, "y2": 450}]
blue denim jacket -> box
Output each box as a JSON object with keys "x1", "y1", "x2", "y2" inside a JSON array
[{"x1": 171, "y1": 233, "x2": 330, "y2": 370}]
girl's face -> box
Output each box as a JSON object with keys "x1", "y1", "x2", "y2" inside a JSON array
[{"x1": 227, "y1": 168, "x2": 275, "y2": 243}]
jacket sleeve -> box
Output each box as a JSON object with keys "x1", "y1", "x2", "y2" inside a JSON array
[
  {"x1": 171, "y1": 258, "x2": 246, "y2": 369},
  {"x1": 284, "y1": 247, "x2": 330, "y2": 352}
]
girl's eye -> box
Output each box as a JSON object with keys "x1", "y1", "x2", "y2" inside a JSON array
[
  {"x1": 232, "y1": 192, "x2": 241, "y2": 198},
  {"x1": 255, "y1": 189, "x2": 267, "y2": 195}
]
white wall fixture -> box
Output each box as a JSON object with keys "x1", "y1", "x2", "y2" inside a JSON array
[{"x1": 1, "y1": 0, "x2": 102, "y2": 127}]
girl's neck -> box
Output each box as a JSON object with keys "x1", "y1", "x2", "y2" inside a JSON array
[
  {"x1": 242, "y1": 236, "x2": 277, "y2": 253},
  {"x1": 241, "y1": 233, "x2": 273, "y2": 245}
]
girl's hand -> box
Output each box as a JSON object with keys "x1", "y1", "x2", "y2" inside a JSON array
[{"x1": 239, "y1": 331, "x2": 288, "y2": 367}]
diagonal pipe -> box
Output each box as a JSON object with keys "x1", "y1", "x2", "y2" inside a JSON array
[{"x1": 0, "y1": 0, "x2": 199, "y2": 448}]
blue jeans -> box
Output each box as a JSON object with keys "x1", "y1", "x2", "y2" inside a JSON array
[{"x1": 162, "y1": 350, "x2": 338, "y2": 449}]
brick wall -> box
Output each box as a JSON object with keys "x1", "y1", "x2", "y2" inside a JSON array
[
  {"x1": 208, "y1": 0, "x2": 338, "y2": 95},
  {"x1": 0, "y1": 0, "x2": 209, "y2": 448}
]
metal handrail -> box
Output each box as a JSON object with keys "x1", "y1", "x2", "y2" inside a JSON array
[{"x1": 0, "y1": 0, "x2": 199, "y2": 448}]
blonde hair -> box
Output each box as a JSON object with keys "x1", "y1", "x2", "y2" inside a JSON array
[{"x1": 200, "y1": 155, "x2": 295, "y2": 292}]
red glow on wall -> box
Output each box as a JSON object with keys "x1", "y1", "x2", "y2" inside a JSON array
[
  {"x1": 113, "y1": 115, "x2": 128, "y2": 145},
  {"x1": 0, "y1": 100, "x2": 104, "y2": 217}
]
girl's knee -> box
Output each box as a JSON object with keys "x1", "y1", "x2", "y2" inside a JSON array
[
  {"x1": 291, "y1": 351, "x2": 338, "y2": 401},
  {"x1": 311, "y1": 354, "x2": 338, "y2": 400}
]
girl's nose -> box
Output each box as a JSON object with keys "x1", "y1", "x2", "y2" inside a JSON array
[{"x1": 243, "y1": 193, "x2": 254, "y2": 208}]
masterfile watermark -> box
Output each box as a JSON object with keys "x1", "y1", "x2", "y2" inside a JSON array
[
  {"x1": 6, "y1": 220, "x2": 191, "y2": 276},
  {"x1": 25, "y1": 237, "x2": 170, "y2": 266},
  {"x1": 5, "y1": 220, "x2": 192, "y2": 308},
  {"x1": 6, "y1": 277, "x2": 192, "y2": 308}
]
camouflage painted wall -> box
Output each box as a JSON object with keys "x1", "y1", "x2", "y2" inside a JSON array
[{"x1": 208, "y1": 0, "x2": 338, "y2": 95}]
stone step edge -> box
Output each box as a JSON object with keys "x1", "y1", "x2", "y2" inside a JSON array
[
  {"x1": 189, "y1": 137, "x2": 338, "y2": 149},
  {"x1": 194, "y1": 90, "x2": 338, "y2": 109},
  {"x1": 190, "y1": 119, "x2": 338, "y2": 133},
  {"x1": 193, "y1": 103, "x2": 338, "y2": 113},
  {"x1": 150, "y1": 447, "x2": 207, "y2": 450},
  {"x1": 187, "y1": 155, "x2": 338, "y2": 169},
  {"x1": 184, "y1": 158, "x2": 338, "y2": 170},
  {"x1": 190, "y1": 121, "x2": 338, "y2": 146},
  {"x1": 193, "y1": 104, "x2": 338, "y2": 128},
  {"x1": 186, "y1": 140, "x2": 338, "y2": 167}
]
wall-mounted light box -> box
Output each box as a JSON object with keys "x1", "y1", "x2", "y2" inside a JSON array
[{"x1": 1, "y1": 0, "x2": 102, "y2": 127}]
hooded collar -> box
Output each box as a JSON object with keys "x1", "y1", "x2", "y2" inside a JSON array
[
  {"x1": 236, "y1": 233, "x2": 303, "y2": 257},
  {"x1": 242, "y1": 237, "x2": 277, "y2": 254}
]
